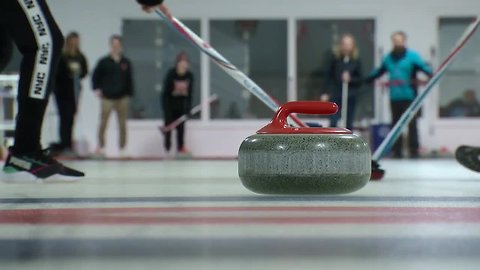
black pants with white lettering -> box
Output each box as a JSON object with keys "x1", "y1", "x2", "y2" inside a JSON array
[{"x1": 0, "y1": 0, "x2": 64, "y2": 154}]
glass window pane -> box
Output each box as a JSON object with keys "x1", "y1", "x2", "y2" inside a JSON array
[
  {"x1": 122, "y1": 19, "x2": 201, "y2": 119},
  {"x1": 210, "y1": 20, "x2": 287, "y2": 119},
  {"x1": 438, "y1": 18, "x2": 480, "y2": 118},
  {"x1": 296, "y1": 19, "x2": 375, "y2": 123}
]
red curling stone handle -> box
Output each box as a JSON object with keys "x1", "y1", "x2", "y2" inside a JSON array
[{"x1": 257, "y1": 101, "x2": 352, "y2": 134}]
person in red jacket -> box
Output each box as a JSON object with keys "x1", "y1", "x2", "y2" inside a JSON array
[{"x1": 0, "y1": 0, "x2": 168, "y2": 181}]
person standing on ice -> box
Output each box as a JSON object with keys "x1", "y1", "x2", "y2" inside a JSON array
[
  {"x1": 0, "y1": 0, "x2": 168, "y2": 181},
  {"x1": 50, "y1": 32, "x2": 88, "y2": 157},
  {"x1": 161, "y1": 52, "x2": 194, "y2": 156},
  {"x1": 0, "y1": 0, "x2": 83, "y2": 181},
  {"x1": 92, "y1": 35, "x2": 135, "y2": 159},
  {"x1": 322, "y1": 34, "x2": 363, "y2": 130},
  {"x1": 366, "y1": 31, "x2": 432, "y2": 159}
]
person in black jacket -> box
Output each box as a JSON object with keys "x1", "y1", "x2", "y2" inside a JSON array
[
  {"x1": 322, "y1": 34, "x2": 363, "y2": 130},
  {"x1": 162, "y1": 52, "x2": 194, "y2": 154},
  {"x1": 51, "y1": 32, "x2": 88, "y2": 156},
  {"x1": 92, "y1": 35, "x2": 134, "y2": 158}
]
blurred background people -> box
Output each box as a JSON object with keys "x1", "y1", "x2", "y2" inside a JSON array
[
  {"x1": 51, "y1": 32, "x2": 88, "y2": 157},
  {"x1": 322, "y1": 33, "x2": 363, "y2": 130},
  {"x1": 366, "y1": 31, "x2": 433, "y2": 159},
  {"x1": 162, "y1": 52, "x2": 194, "y2": 155},
  {"x1": 92, "y1": 35, "x2": 134, "y2": 158},
  {"x1": 441, "y1": 89, "x2": 480, "y2": 117}
]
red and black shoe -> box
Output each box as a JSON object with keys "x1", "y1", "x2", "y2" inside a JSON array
[
  {"x1": 370, "y1": 160, "x2": 385, "y2": 181},
  {"x1": 1, "y1": 148, "x2": 84, "y2": 182}
]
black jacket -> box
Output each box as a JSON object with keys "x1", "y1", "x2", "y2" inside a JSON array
[
  {"x1": 137, "y1": 0, "x2": 163, "y2": 6},
  {"x1": 55, "y1": 51, "x2": 88, "y2": 100},
  {"x1": 323, "y1": 51, "x2": 363, "y2": 98},
  {"x1": 162, "y1": 68, "x2": 194, "y2": 114},
  {"x1": 92, "y1": 55, "x2": 134, "y2": 100}
]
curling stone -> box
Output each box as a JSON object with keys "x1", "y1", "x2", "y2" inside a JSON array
[{"x1": 238, "y1": 101, "x2": 371, "y2": 195}]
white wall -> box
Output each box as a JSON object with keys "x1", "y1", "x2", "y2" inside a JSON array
[{"x1": 43, "y1": 0, "x2": 480, "y2": 157}]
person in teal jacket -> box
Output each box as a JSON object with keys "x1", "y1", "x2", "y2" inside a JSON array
[{"x1": 367, "y1": 31, "x2": 433, "y2": 158}]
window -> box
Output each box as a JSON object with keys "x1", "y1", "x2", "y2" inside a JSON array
[
  {"x1": 209, "y1": 20, "x2": 288, "y2": 119},
  {"x1": 438, "y1": 18, "x2": 480, "y2": 118},
  {"x1": 122, "y1": 19, "x2": 201, "y2": 119},
  {"x1": 296, "y1": 19, "x2": 375, "y2": 123}
]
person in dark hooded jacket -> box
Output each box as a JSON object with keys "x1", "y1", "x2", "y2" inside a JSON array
[
  {"x1": 162, "y1": 52, "x2": 194, "y2": 154},
  {"x1": 322, "y1": 34, "x2": 363, "y2": 130}
]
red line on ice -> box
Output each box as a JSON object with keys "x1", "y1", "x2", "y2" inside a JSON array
[{"x1": 0, "y1": 206, "x2": 479, "y2": 225}]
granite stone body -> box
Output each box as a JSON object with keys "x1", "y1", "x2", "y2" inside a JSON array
[{"x1": 238, "y1": 133, "x2": 371, "y2": 195}]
